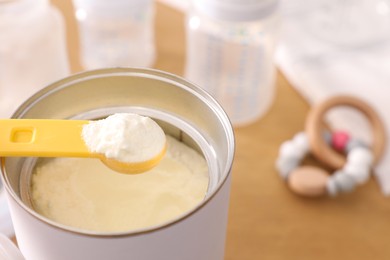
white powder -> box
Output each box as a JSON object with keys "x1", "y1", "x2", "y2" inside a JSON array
[
  {"x1": 82, "y1": 113, "x2": 166, "y2": 163},
  {"x1": 31, "y1": 136, "x2": 209, "y2": 232}
]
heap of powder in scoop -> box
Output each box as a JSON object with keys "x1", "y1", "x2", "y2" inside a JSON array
[{"x1": 81, "y1": 113, "x2": 166, "y2": 163}]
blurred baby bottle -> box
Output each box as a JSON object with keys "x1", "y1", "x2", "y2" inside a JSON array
[
  {"x1": 72, "y1": 0, "x2": 156, "y2": 70},
  {"x1": 185, "y1": 0, "x2": 280, "y2": 126},
  {"x1": 0, "y1": 0, "x2": 70, "y2": 118}
]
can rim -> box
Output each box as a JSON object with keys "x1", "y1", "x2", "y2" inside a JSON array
[{"x1": 1, "y1": 67, "x2": 235, "y2": 238}]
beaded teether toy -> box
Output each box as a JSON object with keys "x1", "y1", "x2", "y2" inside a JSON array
[{"x1": 276, "y1": 96, "x2": 386, "y2": 197}]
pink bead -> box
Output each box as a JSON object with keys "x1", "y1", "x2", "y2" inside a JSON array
[{"x1": 331, "y1": 131, "x2": 350, "y2": 152}]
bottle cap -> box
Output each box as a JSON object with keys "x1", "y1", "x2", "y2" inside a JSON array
[{"x1": 193, "y1": 0, "x2": 279, "y2": 22}]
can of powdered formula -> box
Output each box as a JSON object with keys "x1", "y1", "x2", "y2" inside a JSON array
[{"x1": 0, "y1": 68, "x2": 235, "y2": 260}]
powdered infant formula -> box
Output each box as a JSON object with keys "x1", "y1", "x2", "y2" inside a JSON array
[{"x1": 30, "y1": 115, "x2": 209, "y2": 232}]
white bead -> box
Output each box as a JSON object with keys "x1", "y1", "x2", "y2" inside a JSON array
[
  {"x1": 347, "y1": 147, "x2": 373, "y2": 168},
  {"x1": 292, "y1": 132, "x2": 310, "y2": 158},
  {"x1": 343, "y1": 163, "x2": 371, "y2": 184},
  {"x1": 326, "y1": 178, "x2": 338, "y2": 197},
  {"x1": 332, "y1": 171, "x2": 356, "y2": 193},
  {"x1": 276, "y1": 157, "x2": 299, "y2": 180},
  {"x1": 346, "y1": 139, "x2": 367, "y2": 153},
  {"x1": 279, "y1": 140, "x2": 298, "y2": 159}
]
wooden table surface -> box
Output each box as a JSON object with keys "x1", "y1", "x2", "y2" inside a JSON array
[{"x1": 18, "y1": 1, "x2": 388, "y2": 259}]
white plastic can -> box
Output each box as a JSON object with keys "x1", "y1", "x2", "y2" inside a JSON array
[{"x1": 0, "y1": 68, "x2": 235, "y2": 260}]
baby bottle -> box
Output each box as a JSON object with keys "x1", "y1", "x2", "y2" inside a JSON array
[
  {"x1": 0, "y1": 0, "x2": 70, "y2": 118},
  {"x1": 72, "y1": 0, "x2": 156, "y2": 69},
  {"x1": 185, "y1": 0, "x2": 280, "y2": 126}
]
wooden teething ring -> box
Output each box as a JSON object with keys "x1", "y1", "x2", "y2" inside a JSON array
[{"x1": 305, "y1": 95, "x2": 386, "y2": 169}]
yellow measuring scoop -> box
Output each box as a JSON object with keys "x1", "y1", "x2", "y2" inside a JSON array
[{"x1": 0, "y1": 119, "x2": 166, "y2": 174}]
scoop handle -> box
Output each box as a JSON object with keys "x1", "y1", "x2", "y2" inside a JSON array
[{"x1": 0, "y1": 119, "x2": 91, "y2": 158}]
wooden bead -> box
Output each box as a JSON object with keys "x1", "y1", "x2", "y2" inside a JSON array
[{"x1": 288, "y1": 166, "x2": 329, "y2": 197}]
